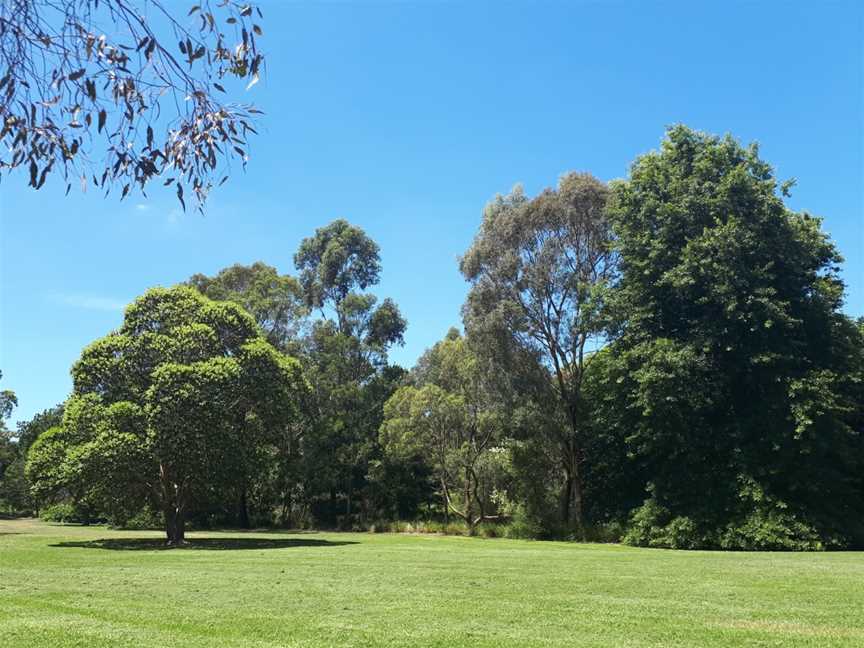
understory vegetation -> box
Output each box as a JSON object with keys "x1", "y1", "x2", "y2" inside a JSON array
[{"x1": 2, "y1": 126, "x2": 862, "y2": 550}]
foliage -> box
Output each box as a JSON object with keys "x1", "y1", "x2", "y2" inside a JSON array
[
  {"x1": 25, "y1": 286, "x2": 307, "y2": 543},
  {"x1": 116, "y1": 504, "x2": 163, "y2": 530},
  {"x1": 0, "y1": 371, "x2": 28, "y2": 513},
  {"x1": 292, "y1": 219, "x2": 409, "y2": 529},
  {"x1": 0, "y1": 0, "x2": 265, "y2": 210},
  {"x1": 295, "y1": 219, "x2": 383, "y2": 313},
  {"x1": 188, "y1": 262, "x2": 308, "y2": 352},
  {"x1": 381, "y1": 330, "x2": 510, "y2": 533},
  {"x1": 461, "y1": 173, "x2": 615, "y2": 531},
  {"x1": 38, "y1": 502, "x2": 81, "y2": 524},
  {"x1": 623, "y1": 486, "x2": 827, "y2": 552},
  {"x1": 15, "y1": 404, "x2": 64, "y2": 455},
  {"x1": 607, "y1": 125, "x2": 864, "y2": 547}
]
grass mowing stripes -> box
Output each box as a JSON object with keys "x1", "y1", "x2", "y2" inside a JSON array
[{"x1": 1, "y1": 518, "x2": 862, "y2": 647}]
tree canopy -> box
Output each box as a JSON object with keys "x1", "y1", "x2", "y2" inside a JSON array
[
  {"x1": 18, "y1": 126, "x2": 864, "y2": 550},
  {"x1": 605, "y1": 125, "x2": 864, "y2": 548},
  {"x1": 26, "y1": 286, "x2": 306, "y2": 543},
  {"x1": 460, "y1": 172, "x2": 615, "y2": 530},
  {"x1": 188, "y1": 262, "x2": 307, "y2": 352}
]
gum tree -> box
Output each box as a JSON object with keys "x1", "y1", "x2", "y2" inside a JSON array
[
  {"x1": 460, "y1": 173, "x2": 615, "y2": 531},
  {"x1": 293, "y1": 220, "x2": 406, "y2": 525}
]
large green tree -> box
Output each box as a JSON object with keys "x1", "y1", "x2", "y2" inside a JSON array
[
  {"x1": 26, "y1": 286, "x2": 306, "y2": 543},
  {"x1": 607, "y1": 125, "x2": 864, "y2": 548},
  {"x1": 460, "y1": 173, "x2": 615, "y2": 531}
]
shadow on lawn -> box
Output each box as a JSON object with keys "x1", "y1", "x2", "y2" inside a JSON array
[{"x1": 51, "y1": 537, "x2": 359, "y2": 551}]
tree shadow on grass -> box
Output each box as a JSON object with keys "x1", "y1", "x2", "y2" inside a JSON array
[{"x1": 51, "y1": 537, "x2": 359, "y2": 551}]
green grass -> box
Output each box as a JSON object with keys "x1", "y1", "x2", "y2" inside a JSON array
[{"x1": 1, "y1": 519, "x2": 862, "y2": 647}]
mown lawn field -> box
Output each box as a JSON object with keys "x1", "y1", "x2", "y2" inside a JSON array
[{"x1": 1, "y1": 518, "x2": 862, "y2": 647}]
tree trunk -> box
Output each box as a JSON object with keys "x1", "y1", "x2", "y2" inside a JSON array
[
  {"x1": 560, "y1": 441, "x2": 584, "y2": 533},
  {"x1": 464, "y1": 470, "x2": 475, "y2": 535},
  {"x1": 280, "y1": 490, "x2": 292, "y2": 528},
  {"x1": 164, "y1": 504, "x2": 186, "y2": 545},
  {"x1": 239, "y1": 489, "x2": 251, "y2": 529},
  {"x1": 346, "y1": 480, "x2": 352, "y2": 519}
]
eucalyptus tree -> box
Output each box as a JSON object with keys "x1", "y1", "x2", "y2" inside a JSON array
[
  {"x1": 381, "y1": 330, "x2": 508, "y2": 534},
  {"x1": 1, "y1": 0, "x2": 266, "y2": 210},
  {"x1": 293, "y1": 219, "x2": 407, "y2": 525},
  {"x1": 295, "y1": 219, "x2": 383, "y2": 324},
  {"x1": 460, "y1": 173, "x2": 615, "y2": 531},
  {"x1": 25, "y1": 286, "x2": 306, "y2": 543}
]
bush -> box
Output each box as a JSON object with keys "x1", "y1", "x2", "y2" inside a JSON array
[
  {"x1": 503, "y1": 510, "x2": 544, "y2": 539},
  {"x1": 718, "y1": 508, "x2": 824, "y2": 551},
  {"x1": 623, "y1": 479, "x2": 835, "y2": 551},
  {"x1": 119, "y1": 506, "x2": 163, "y2": 531},
  {"x1": 622, "y1": 499, "x2": 708, "y2": 549},
  {"x1": 581, "y1": 520, "x2": 626, "y2": 544},
  {"x1": 40, "y1": 503, "x2": 79, "y2": 523}
]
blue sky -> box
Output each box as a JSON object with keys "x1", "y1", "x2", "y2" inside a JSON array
[{"x1": 1, "y1": 1, "x2": 862, "y2": 425}]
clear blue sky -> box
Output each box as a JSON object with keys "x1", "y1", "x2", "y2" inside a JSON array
[{"x1": 1, "y1": 1, "x2": 862, "y2": 426}]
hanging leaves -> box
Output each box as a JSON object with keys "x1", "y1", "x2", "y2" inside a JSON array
[{"x1": 0, "y1": 0, "x2": 267, "y2": 212}]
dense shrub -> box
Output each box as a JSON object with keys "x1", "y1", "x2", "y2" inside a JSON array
[
  {"x1": 118, "y1": 506, "x2": 164, "y2": 531},
  {"x1": 623, "y1": 499, "x2": 704, "y2": 549},
  {"x1": 623, "y1": 482, "x2": 836, "y2": 551},
  {"x1": 40, "y1": 503, "x2": 80, "y2": 524}
]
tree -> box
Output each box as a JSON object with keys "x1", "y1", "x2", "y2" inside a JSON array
[
  {"x1": 0, "y1": 403, "x2": 62, "y2": 516},
  {"x1": 292, "y1": 220, "x2": 407, "y2": 527},
  {"x1": 607, "y1": 125, "x2": 864, "y2": 548},
  {"x1": 25, "y1": 424, "x2": 94, "y2": 517},
  {"x1": 460, "y1": 173, "x2": 614, "y2": 531},
  {"x1": 295, "y1": 219, "x2": 384, "y2": 325},
  {"x1": 1, "y1": 0, "x2": 266, "y2": 210},
  {"x1": 0, "y1": 371, "x2": 22, "y2": 511},
  {"x1": 381, "y1": 330, "x2": 509, "y2": 534},
  {"x1": 15, "y1": 404, "x2": 64, "y2": 455},
  {"x1": 25, "y1": 286, "x2": 306, "y2": 543},
  {"x1": 189, "y1": 262, "x2": 308, "y2": 353}
]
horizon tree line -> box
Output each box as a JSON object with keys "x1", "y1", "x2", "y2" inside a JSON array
[{"x1": 3, "y1": 125, "x2": 862, "y2": 549}]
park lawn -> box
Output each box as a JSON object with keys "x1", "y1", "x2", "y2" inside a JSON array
[{"x1": 0, "y1": 519, "x2": 862, "y2": 648}]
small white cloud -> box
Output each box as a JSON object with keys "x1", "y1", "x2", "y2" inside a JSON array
[
  {"x1": 51, "y1": 294, "x2": 127, "y2": 312},
  {"x1": 166, "y1": 208, "x2": 183, "y2": 228},
  {"x1": 135, "y1": 203, "x2": 150, "y2": 212}
]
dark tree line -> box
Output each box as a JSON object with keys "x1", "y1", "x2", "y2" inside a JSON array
[{"x1": 10, "y1": 125, "x2": 864, "y2": 549}]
